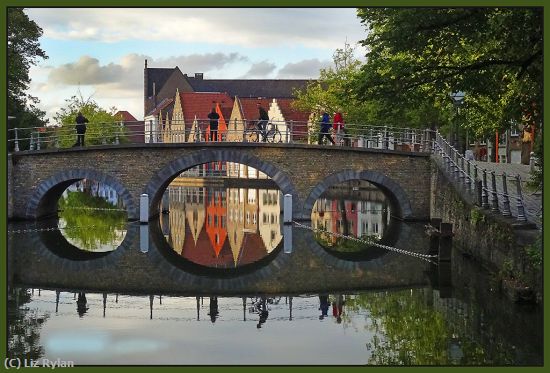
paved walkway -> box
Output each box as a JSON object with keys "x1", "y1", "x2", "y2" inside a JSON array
[{"x1": 471, "y1": 161, "x2": 542, "y2": 229}]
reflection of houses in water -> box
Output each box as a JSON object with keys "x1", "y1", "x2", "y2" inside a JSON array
[
  {"x1": 163, "y1": 185, "x2": 281, "y2": 268},
  {"x1": 258, "y1": 189, "x2": 282, "y2": 252},
  {"x1": 63, "y1": 179, "x2": 123, "y2": 207},
  {"x1": 357, "y1": 200, "x2": 389, "y2": 240},
  {"x1": 162, "y1": 188, "x2": 186, "y2": 254},
  {"x1": 185, "y1": 187, "x2": 206, "y2": 245},
  {"x1": 205, "y1": 188, "x2": 227, "y2": 258},
  {"x1": 311, "y1": 183, "x2": 390, "y2": 244}
]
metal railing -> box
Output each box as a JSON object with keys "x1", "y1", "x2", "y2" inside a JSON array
[
  {"x1": 7, "y1": 119, "x2": 433, "y2": 154},
  {"x1": 432, "y1": 131, "x2": 528, "y2": 223}
]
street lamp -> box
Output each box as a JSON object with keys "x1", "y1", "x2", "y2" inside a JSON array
[{"x1": 450, "y1": 91, "x2": 465, "y2": 151}]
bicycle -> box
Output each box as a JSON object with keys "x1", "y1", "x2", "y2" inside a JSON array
[{"x1": 243, "y1": 121, "x2": 282, "y2": 143}]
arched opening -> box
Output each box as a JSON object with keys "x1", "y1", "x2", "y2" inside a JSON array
[
  {"x1": 310, "y1": 179, "x2": 402, "y2": 261},
  {"x1": 25, "y1": 170, "x2": 136, "y2": 254},
  {"x1": 144, "y1": 154, "x2": 293, "y2": 271}
]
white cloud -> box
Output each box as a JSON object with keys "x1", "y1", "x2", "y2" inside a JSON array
[
  {"x1": 276, "y1": 58, "x2": 331, "y2": 78},
  {"x1": 26, "y1": 8, "x2": 365, "y2": 49},
  {"x1": 241, "y1": 61, "x2": 277, "y2": 78}
]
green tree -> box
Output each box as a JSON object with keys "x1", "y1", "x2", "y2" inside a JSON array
[
  {"x1": 7, "y1": 8, "x2": 48, "y2": 151},
  {"x1": 356, "y1": 8, "x2": 542, "y2": 135},
  {"x1": 292, "y1": 42, "x2": 371, "y2": 128},
  {"x1": 53, "y1": 91, "x2": 125, "y2": 147},
  {"x1": 293, "y1": 42, "x2": 448, "y2": 133}
]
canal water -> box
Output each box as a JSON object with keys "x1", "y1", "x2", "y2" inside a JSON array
[{"x1": 7, "y1": 165, "x2": 543, "y2": 365}]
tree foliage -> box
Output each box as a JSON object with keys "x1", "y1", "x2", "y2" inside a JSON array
[
  {"x1": 356, "y1": 8, "x2": 542, "y2": 136},
  {"x1": 53, "y1": 91, "x2": 124, "y2": 147},
  {"x1": 7, "y1": 8, "x2": 48, "y2": 150},
  {"x1": 292, "y1": 43, "x2": 371, "y2": 127}
]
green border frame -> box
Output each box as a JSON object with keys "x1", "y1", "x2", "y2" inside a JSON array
[{"x1": 2, "y1": 1, "x2": 547, "y2": 371}]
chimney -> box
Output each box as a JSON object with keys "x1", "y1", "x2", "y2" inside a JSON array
[
  {"x1": 144, "y1": 59, "x2": 148, "y2": 116},
  {"x1": 195, "y1": 73, "x2": 203, "y2": 80}
]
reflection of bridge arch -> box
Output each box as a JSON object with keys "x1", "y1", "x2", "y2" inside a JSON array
[
  {"x1": 301, "y1": 170, "x2": 414, "y2": 221},
  {"x1": 25, "y1": 169, "x2": 136, "y2": 220},
  {"x1": 143, "y1": 150, "x2": 297, "y2": 218},
  {"x1": 26, "y1": 219, "x2": 136, "y2": 270}
]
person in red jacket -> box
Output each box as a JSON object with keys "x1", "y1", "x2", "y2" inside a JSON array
[{"x1": 333, "y1": 112, "x2": 346, "y2": 146}]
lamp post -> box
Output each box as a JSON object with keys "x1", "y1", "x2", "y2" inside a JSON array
[{"x1": 450, "y1": 91, "x2": 465, "y2": 151}]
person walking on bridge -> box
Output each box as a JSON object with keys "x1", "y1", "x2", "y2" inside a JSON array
[
  {"x1": 318, "y1": 112, "x2": 335, "y2": 145},
  {"x1": 333, "y1": 111, "x2": 346, "y2": 146}
]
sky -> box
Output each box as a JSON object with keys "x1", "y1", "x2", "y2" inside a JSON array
[{"x1": 24, "y1": 8, "x2": 368, "y2": 123}]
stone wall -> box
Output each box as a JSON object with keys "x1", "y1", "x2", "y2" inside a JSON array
[
  {"x1": 430, "y1": 162, "x2": 541, "y2": 301},
  {"x1": 9, "y1": 143, "x2": 432, "y2": 221}
]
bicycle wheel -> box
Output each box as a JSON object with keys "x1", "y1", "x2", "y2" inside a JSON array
[
  {"x1": 272, "y1": 129, "x2": 282, "y2": 143},
  {"x1": 245, "y1": 129, "x2": 258, "y2": 142},
  {"x1": 265, "y1": 129, "x2": 275, "y2": 143}
]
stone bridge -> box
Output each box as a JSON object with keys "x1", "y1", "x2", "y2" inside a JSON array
[{"x1": 8, "y1": 142, "x2": 432, "y2": 221}]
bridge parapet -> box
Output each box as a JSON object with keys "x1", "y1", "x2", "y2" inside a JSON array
[{"x1": 9, "y1": 142, "x2": 432, "y2": 222}]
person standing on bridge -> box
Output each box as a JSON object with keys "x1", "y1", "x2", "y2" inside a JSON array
[
  {"x1": 257, "y1": 103, "x2": 269, "y2": 142},
  {"x1": 318, "y1": 112, "x2": 335, "y2": 145},
  {"x1": 74, "y1": 111, "x2": 89, "y2": 147},
  {"x1": 207, "y1": 107, "x2": 220, "y2": 142}
]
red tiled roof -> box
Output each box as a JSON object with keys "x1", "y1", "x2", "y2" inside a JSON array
[
  {"x1": 274, "y1": 98, "x2": 310, "y2": 123},
  {"x1": 115, "y1": 111, "x2": 138, "y2": 122},
  {"x1": 237, "y1": 97, "x2": 272, "y2": 121},
  {"x1": 179, "y1": 92, "x2": 233, "y2": 125}
]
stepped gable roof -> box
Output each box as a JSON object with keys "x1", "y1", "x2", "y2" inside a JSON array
[
  {"x1": 187, "y1": 77, "x2": 310, "y2": 98},
  {"x1": 238, "y1": 97, "x2": 272, "y2": 120},
  {"x1": 273, "y1": 98, "x2": 310, "y2": 123},
  {"x1": 179, "y1": 92, "x2": 233, "y2": 124}
]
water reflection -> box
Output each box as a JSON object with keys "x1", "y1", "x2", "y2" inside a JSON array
[
  {"x1": 58, "y1": 179, "x2": 127, "y2": 252},
  {"x1": 6, "y1": 286, "x2": 542, "y2": 365},
  {"x1": 160, "y1": 172, "x2": 283, "y2": 268},
  {"x1": 312, "y1": 181, "x2": 395, "y2": 258}
]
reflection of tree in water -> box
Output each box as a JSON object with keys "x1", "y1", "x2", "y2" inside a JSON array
[
  {"x1": 7, "y1": 288, "x2": 47, "y2": 360},
  {"x1": 344, "y1": 290, "x2": 515, "y2": 365},
  {"x1": 58, "y1": 191, "x2": 126, "y2": 251}
]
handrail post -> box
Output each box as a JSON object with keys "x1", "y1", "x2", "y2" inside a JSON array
[
  {"x1": 460, "y1": 156, "x2": 465, "y2": 186},
  {"x1": 149, "y1": 120, "x2": 153, "y2": 143},
  {"x1": 490, "y1": 171, "x2": 499, "y2": 213},
  {"x1": 289, "y1": 120, "x2": 294, "y2": 144},
  {"x1": 14, "y1": 128, "x2": 20, "y2": 152},
  {"x1": 29, "y1": 132, "x2": 34, "y2": 151},
  {"x1": 515, "y1": 174, "x2": 527, "y2": 222},
  {"x1": 501, "y1": 172, "x2": 511, "y2": 216},
  {"x1": 466, "y1": 161, "x2": 471, "y2": 190},
  {"x1": 482, "y1": 169, "x2": 489, "y2": 208}
]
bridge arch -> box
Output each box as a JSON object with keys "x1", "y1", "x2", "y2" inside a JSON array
[
  {"x1": 25, "y1": 169, "x2": 137, "y2": 220},
  {"x1": 143, "y1": 149, "x2": 298, "y2": 218},
  {"x1": 300, "y1": 169, "x2": 414, "y2": 220}
]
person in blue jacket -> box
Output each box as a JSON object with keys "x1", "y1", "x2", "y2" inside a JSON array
[{"x1": 318, "y1": 112, "x2": 335, "y2": 145}]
